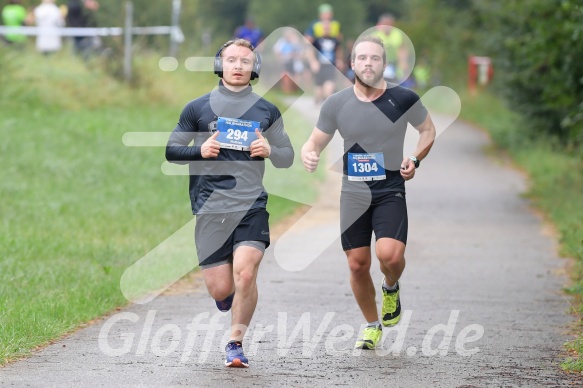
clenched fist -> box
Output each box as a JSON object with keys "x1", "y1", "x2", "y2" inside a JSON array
[
  {"x1": 250, "y1": 129, "x2": 271, "y2": 158},
  {"x1": 201, "y1": 131, "x2": 221, "y2": 158}
]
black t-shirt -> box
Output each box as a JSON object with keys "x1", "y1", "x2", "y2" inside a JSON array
[
  {"x1": 313, "y1": 36, "x2": 339, "y2": 65},
  {"x1": 316, "y1": 84, "x2": 428, "y2": 194}
]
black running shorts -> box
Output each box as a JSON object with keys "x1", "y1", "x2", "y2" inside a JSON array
[
  {"x1": 195, "y1": 208, "x2": 270, "y2": 269},
  {"x1": 340, "y1": 191, "x2": 408, "y2": 250}
]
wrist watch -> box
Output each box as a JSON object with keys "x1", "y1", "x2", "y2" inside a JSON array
[{"x1": 409, "y1": 156, "x2": 420, "y2": 168}]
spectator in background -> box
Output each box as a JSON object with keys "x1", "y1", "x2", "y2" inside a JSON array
[
  {"x1": 305, "y1": 4, "x2": 344, "y2": 103},
  {"x1": 1, "y1": 0, "x2": 30, "y2": 45},
  {"x1": 66, "y1": 0, "x2": 99, "y2": 57},
  {"x1": 273, "y1": 28, "x2": 306, "y2": 93},
  {"x1": 34, "y1": 0, "x2": 64, "y2": 55},
  {"x1": 307, "y1": 19, "x2": 341, "y2": 104},
  {"x1": 304, "y1": 3, "x2": 342, "y2": 46},
  {"x1": 234, "y1": 17, "x2": 263, "y2": 48},
  {"x1": 371, "y1": 14, "x2": 409, "y2": 84},
  {"x1": 413, "y1": 57, "x2": 431, "y2": 89},
  {"x1": 344, "y1": 38, "x2": 355, "y2": 84}
]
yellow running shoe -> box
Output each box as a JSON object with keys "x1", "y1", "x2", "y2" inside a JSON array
[
  {"x1": 381, "y1": 280, "x2": 401, "y2": 326},
  {"x1": 354, "y1": 325, "x2": 382, "y2": 349}
]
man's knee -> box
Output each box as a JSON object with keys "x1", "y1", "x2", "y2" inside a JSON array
[
  {"x1": 234, "y1": 267, "x2": 258, "y2": 291},
  {"x1": 377, "y1": 249, "x2": 405, "y2": 269},
  {"x1": 202, "y1": 264, "x2": 234, "y2": 300},
  {"x1": 206, "y1": 282, "x2": 233, "y2": 301},
  {"x1": 376, "y1": 240, "x2": 406, "y2": 269},
  {"x1": 347, "y1": 251, "x2": 371, "y2": 277}
]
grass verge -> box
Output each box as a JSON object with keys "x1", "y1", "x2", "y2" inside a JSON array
[{"x1": 0, "y1": 47, "x2": 321, "y2": 365}]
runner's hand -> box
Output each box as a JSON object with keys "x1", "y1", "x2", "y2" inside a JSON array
[
  {"x1": 303, "y1": 150, "x2": 320, "y2": 172},
  {"x1": 250, "y1": 129, "x2": 271, "y2": 158},
  {"x1": 400, "y1": 157, "x2": 416, "y2": 181},
  {"x1": 201, "y1": 131, "x2": 220, "y2": 158}
]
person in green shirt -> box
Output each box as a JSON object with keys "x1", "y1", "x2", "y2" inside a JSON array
[
  {"x1": 1, "y1": 0, "x2": 28, "y2": 44},
  {"x1": 413, "y1": 59, "x2": 431, "y2": 89}
]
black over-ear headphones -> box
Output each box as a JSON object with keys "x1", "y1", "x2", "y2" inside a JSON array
[{"x1": 214, "y1": 40, "x2": 262, "y2": 81}]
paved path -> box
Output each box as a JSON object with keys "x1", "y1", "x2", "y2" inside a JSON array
[{"x1": 1, "y1": 95, "x2": 581, "y2": 387}]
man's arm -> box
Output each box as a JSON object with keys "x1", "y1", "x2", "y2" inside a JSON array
[
  {"x1": 400, "y1": 113, "x2": 436, "y2": 180},
  {"x1": 412, "y1": 113, "x2": 436, "y2": 162},
  {"x1": 258, "y1": 115, "x2": 294, "y2": 168},
  {"x1": 166, "y1": 128, "x2": 199, "y2": 164},
  {"x1": 251, "y1": 108, "x2": 294, "y2": 168},
  {"x1": 301, "y1": 127, "x2": 334, "y2": 172},
  {"x1": 166, "y1": 104, "x2": 219, "y2": 163}
]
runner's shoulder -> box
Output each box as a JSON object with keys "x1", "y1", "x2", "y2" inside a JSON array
[
  {"x1": 322, "y1": 86, "x2": 354, "y2": 109},
  {"x1": 251, "y1": 92, "x2": 281, "y2": 117},
  {"x1": 385, "y1": 83, "x2": 421, "y2": 109},
  {"x1": 182, "y1": 92, "x2": 212, "y2": 111}
]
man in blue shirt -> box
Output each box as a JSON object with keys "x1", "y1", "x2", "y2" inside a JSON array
[{"x1": 234, "y1": 17, "x2": 263, "y2": 48}]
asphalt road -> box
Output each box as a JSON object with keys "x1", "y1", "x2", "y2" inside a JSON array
[{"x1": 1, "y1": 95, "x2": 581, "y2": 387}]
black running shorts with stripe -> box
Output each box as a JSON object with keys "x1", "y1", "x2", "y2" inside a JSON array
[{"x1": 340, "y1": 191, "x2": 408, "y2": 250}]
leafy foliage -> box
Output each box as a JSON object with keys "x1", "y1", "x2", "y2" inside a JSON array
[
  {"x1": 13, "y1": 0, "x2": 583, "y2": 145},
  {"x1": 480, "y1": 0, "x2": 583, "y2": 145}
]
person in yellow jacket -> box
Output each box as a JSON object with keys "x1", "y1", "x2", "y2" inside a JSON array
[
  {"x1": 305, "y1": 4, "x2": 344, "y2": 103},
  {"x1": 371, "y1": 14, "x2": 409, "y2": 83},
  {"x1": 304, "y1": 3, "x2": 341, "y2": 43}
]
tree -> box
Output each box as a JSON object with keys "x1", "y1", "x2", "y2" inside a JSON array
[{"x1": 479, "y1": 0, "x2": 583, "y2": 145}]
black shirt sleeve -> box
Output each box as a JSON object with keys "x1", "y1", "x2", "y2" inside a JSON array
[
  {"x1": 165, "y1": 102, "x2": 203, "y2": 164},
  {"x1": 264, "y1": 105, "x2": 294, "y2": 168}
]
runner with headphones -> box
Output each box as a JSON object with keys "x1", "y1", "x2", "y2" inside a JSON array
[{"x1": 166, "y1": 39, "x2": 294, "y2": 368}]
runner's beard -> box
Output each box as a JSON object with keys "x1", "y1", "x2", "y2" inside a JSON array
[{"x1": 354, "y1": 69, "x2": 383, "y2": 88}]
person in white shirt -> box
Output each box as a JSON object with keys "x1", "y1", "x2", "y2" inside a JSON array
[{"x1": 34, "y1": 0, "x2": 64, "y2": 55}]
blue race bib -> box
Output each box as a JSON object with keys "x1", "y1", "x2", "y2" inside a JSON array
[
  {"x1": 216, "y1": 117, "x2": 260, "y2": 151},
  {"x1": 347, "y1": 152, "x2": 386, "y2": 181}
]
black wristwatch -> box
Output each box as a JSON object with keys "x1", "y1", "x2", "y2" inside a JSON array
[{"x1": 409, "y1": 156, "x2": 420, "y2": 168}]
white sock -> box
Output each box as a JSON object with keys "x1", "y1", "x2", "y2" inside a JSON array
[
  {"x1": 367, "y1": 320, "x2": 381, "y2": 328},
  {"x1": 383, "y1": 278, "x2": 398, "y2": 291}
]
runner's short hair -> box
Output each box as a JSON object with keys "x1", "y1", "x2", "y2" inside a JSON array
[
  {"x1": 351, "y1": 35, "x2": 386, "y2": 65},
  {"x1": 217, "y1": 39, "x2": 256, "y2": 57}
]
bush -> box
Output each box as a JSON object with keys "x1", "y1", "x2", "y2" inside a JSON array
[{"x1": 481, "y1": 0, "x2": 583, "y2": 146}]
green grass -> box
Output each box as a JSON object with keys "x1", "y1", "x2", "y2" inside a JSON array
[
  {"x1": 459, "y1": 89, "x2": 583, "y2": 372},
  {"x1": 0, "y1": 47, "x2": 321, "y2": 364}
]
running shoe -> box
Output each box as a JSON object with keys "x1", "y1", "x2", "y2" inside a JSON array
[
  {"x1": 215, "y1": 292, "x2": 234, "y2": 312},
  {"x1": 225, "y1": 341, "x2": 249, "y2": 368},
  {"x1": 381, "y1": 279, "x2": 401, "y2": 326},
  {"x1": 355, "y1": 325, "x2": 382, "y2": 349}
]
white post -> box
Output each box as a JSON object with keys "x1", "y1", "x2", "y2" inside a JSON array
[
  {"x1": 169, "y1": 0, "x2": 182, "y2": 58},
  {"x1": 124, "y1": 1, "x2": 133, "y2": 82}
]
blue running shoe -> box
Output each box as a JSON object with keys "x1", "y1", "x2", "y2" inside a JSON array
[
  {"x1": 225, "y1": 341, "x2": 249, "y2": 368},
  {"x1": 215, "y1": 292, "x2": 234, "y2": 312}
]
